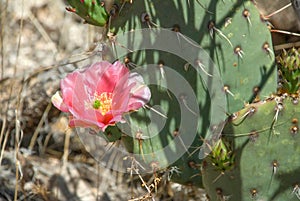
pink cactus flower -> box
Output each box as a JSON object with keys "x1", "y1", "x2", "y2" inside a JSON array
[{"x1": 52, "y1": 61, "x2": 151, "y2": 131}]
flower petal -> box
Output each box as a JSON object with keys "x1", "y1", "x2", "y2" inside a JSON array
[
  {"x1": 112, "y1": 81, "x2": 132, "y2": 113},
  {"x1": 82, "y1": 61, "x2": 112, "y2": 92},
  {"x1": 127, "y1": 72, "x2": 151, "y2": 110},
  {"x1": 51, "y1": 91, "x2": 69, "y2": 112},
  {"x1": 92, "y1": 61, "x2": 129, "y2": 94},
  {"x1": 60, "y1": 71, "x2": 88, "y2": 110},
  {"x1": 68, "y1": 116, "x2": 105, "y2": 132}
]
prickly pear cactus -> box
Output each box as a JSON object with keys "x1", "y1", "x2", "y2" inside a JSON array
[
  {"x1": 66, "y1": 0, "x2": 109, "y2": 26},
  {"x1": 277, "y1": 48, "x2": 300, "y2": 94},
  {"x1": 202, "y1": 95, "x2": 300, "y2": 200},
  {"x1": 104, "y1": 0, "x2": 277, "y2": 186},
  {"x1": 63, "y1": 0, "x2": 278, "y2": 188}
]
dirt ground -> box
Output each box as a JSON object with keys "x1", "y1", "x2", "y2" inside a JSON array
[{"x1": 0, "y1": 1, "x2": 206, "y2": 201}]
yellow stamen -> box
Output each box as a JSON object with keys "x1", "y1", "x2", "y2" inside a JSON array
[{"x1": 87, "y1": 92, "x2": 113, "y2": 115}]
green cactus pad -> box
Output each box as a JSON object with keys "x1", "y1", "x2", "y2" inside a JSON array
[
  {"x1": 110, "y1": 0, "x2": 277, "y2": 113},
  {"x1": 202, "y1": 96, "x2": 300, "y2": 200},
  {"x1": 66, "y1": 0, "x2": 109, "y2": 26},
  {"x1": 97, "y1": 0, "x2": 278, "y2": 187},
  {"x1": 96, "y1": 125, "x2": 123, "y2": 142}
]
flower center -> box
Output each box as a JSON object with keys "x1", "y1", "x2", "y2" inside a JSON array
[
  {"x1": 89, "y1": 92, "x2": 113, "y2": 115},
  {"x1": 92, "y1": 100, "x2": 102, "y2": 109}
]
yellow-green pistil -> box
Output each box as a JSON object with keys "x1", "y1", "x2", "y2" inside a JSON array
[{"x1": 93, "y1": 99, "x2": 102, "y2": 109}]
